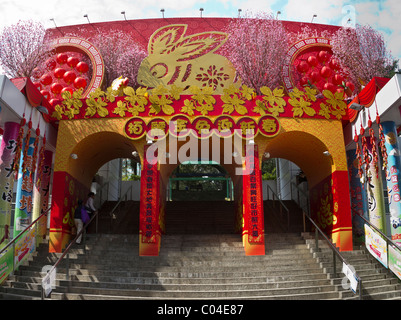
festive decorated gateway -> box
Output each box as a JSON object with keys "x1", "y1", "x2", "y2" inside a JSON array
[{"x1": 0, "y1": 17, "x2": 399, "y2": 258}]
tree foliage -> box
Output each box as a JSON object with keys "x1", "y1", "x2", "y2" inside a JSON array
[
  {"x1": 0, "y1": 20, "x2": 52, "y2": 78},
  {"x1": 221, "y1": 11, "x2": 289, "y2": 94},
  {"x1": 89, "y1": 30, "x2": 147, "y2": 88},
  {"x1": 330, "y1": 24, "x2": 394, "y2": 91}
]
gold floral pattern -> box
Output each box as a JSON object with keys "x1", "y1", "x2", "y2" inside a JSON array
[
  {"x1": 288, "y1": 87, "x2": 317, "y2": 118},
  {"x1": 51, "y1": 88, "x2": 84, "y2": 120},
  {"x1": 319, "y1": 90, "x2": 347, "y2": 120},
  {"x1": 254, "y1": 86, "x2": 286, "y2": 117},
  {"x1": 182, "y1": 86, "x2": 216, "y2": 116},
  {"x1": 50, "y1": 83, "x2": 350, "y2": 121},
  {"x1": 221, "y1": 85, "x2": 254, "y2": 115}
]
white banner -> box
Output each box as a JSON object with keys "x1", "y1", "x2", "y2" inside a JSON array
[
  {"x1": 364, "y1": 224, "x2": 388, "y2": 268},
  {"x1": 342, "y1": 262, "x2": 358, "y2": 293},
  {"x1": 389, "y1": 245, "x2": 401, "y2": 280}
]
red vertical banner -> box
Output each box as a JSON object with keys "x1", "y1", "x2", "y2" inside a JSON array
[
  {"x1": 139, "y1": 144, "x2": 160, "y2": 255},
  {"x1": 242, "y1": 144, "x2": 265, "y2": 255}
]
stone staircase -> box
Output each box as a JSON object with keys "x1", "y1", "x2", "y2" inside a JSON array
[
  {"x1": 1, "y1": 199, "x2": 400, "y2": 300},
  {"x1": 0, "y1": 232, "x2": 343, "y2": 300},
  {"x1": 303, "y1": 235, "x2": 401, "y2": 300}
]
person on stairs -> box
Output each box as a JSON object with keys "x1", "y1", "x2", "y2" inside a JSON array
[
  {"x1": 74, "y1": 199, "x2": 84, "y2": 245},
  {"x1": 85, "y1": 192, "x2": 98, "y2": 217}
]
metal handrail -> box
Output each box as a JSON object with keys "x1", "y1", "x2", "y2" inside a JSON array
[
  {"x1": 303, "y1": 209, "x2": 363, "y2": 299},
  {"x1": 265, "y1": 184, "x2": 290, "y2": 231},
  {"x1": 109, "y1": 184, "x2": 133, "y2": 220},
  {"x1": 352, "y1": 208, "x2": 401, "y2": 276},
  {"x1": 41, "y1": 209, "x2": 99, "y2": 299},
  {"x1": 290, "y1": 181, "x2": 363, "y2": 299},
  {"x1": 0, "y1": 207, "x2": 51, "y2": 255}
]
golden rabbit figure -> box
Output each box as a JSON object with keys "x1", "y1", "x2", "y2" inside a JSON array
[{"x1": 137, "y1": 24, "x2": 238, "y2": 94}]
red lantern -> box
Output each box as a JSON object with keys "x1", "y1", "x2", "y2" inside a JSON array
[
  {"x1": 67, "y1": 56, "x2": 79, "y2": 68},
  {"x1": 54, "y1": 68, "x2": 66, "y2": 79},
  {"x1": 50, "y1": 83, "x2": 63, "y2": 94},
  {"x1": 32, "y1": 82, "x2": 42, "y2": 91},
  {"x1": 40, "y1": 73, "x2": 53, "y2": 86},
  {"x1": 300, "y1": 76, "x2": 309, "y2": 86},
  {"x1": 323, "y1": 82, "x2": 336, "y2": 93},
  {"x1": 56, "y1": 53, "x2": 68, "y2": 65},
  {"x1": 307, "y1": 55, "x2": 318, "y2": 67},
  {"x1": 32, "y1": 67, "x2": 43, "y2": 79},
  {"x1": 333, "y1": 74, "x2": 344, "y2": 86},
  {"x1": 45, "y1": 58, "x2": 57, "y2": 71},
  {"x1": 329, "y1": 58, "x2": 340, "y2": 70},
  {"x1": 317, "y1": 50, "x2": 329, "y2": 63},
  {"x1": 320, "y1": 66, "x2": 332, "y2": 79},
  {"x1": 336, "y1": 87, "x2": 345, "y2": 98},
  {"x1": 40, "y1": 90, "x2": 51, "y2": 100},
  {"x1": 310, "y1": 71, "x2": 320, "y2": 83},
  {"x1": 49, "y1": 99, "x2": 59, "y2": 106},
  {"x1": 297, "y1": 61, "x2": 309, "y2": 73},
  {"x1": 76, "y1": 61, "x2": 89, "y2": 73},
  {"x1": 63, "y1": 71, "x2": 77, "y2": 84},
  {"x1": 74, "y1": 77, "x2": 87, "y2": 89},
  {"x1": 346, "y1": 81, "x2": 355, "y2": 92},
  {"x1": 61, "y1": 87, "x2": 74, "y2": 96}
]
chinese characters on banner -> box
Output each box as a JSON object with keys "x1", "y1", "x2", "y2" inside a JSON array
[
  {"x1": 346, "y1": 150, "x2": 368, "y2": 243},
  {"x1": 124, "y1": 115, "x2": 280, "y2": 140},
  {"x1": 0, "y1": 122, "x2": 20, "y2": 246},
  {"x1": 14, "y1": 136, "x2": 36, "y2": 236},
  {"x1": 139, "y1": 144, "x2": 160, "y2": 244},
  {"x1": 382, "y1": 121, "x2": 401, "y2": 247},
  {"x1": 243, "y1": 144, "x2": 264, "y2": 244}
]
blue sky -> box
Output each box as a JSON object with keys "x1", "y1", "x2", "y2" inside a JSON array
[{"x1": 0, "y1": 0, "x2": 399, "y2": 62}]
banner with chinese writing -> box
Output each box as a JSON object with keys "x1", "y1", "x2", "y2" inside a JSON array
[
  {"x1": 124, "y1": 115, "x2": 280, "y2": 141},
  {"x1": 0, "y1": 122, "x2": 20, "y2": 248},
  {"x1": 32, "y1": 150, "x2": 53, "y2": 240},
  {"x1": 14, "y1": 136, "x2": 36, "y2": 237},
  {"x1": 366, "y1": 139, "x2": 386, "y2": 233},
  {"x1": 382, "y1": 121, "x2": 401, "y2": 247},
  {"x1": 347, "y1": 149, "x2": 368, "y2": 244},
  {"x1": 365, "y1": 224, "x2": 388, "y2": 268},
  {"x1": 389, "y1": 245, "x2": 401, "y2": 280},
  {"x1": 0, "y1": 247, "x2": 13, "y2": 284},
  {"x1": 139, "y1": 144, "x2": 160, "y2": 244},
  {"x1": 243, "y1": 144, "x2": 264, "y2": 244},
  {"x1": 14, "y1": 227, "x2": 36, "y2": 270}
]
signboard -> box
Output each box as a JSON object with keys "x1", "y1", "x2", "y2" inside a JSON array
[
  {"x1": 364, "y1": 224, "x2": 388, "y2": 268},
  {"x1": 124, "y1": 115, "x2": 280, "y2": 141},
  {"x1": 389, "y1": 245, "x2": 401, "y2": 280},
  {"x1": 14, "y1": 228, "x2": 36, "y2": 270},
  {"x1": 342, "y1": 262, "x2": 359, "y2": 293},
  {"x1": 0, "y1": 248, "x2": 13, "y2": 284},
  {"x1": 42, "y1": 267, "x2": 57, "y2": 297}
]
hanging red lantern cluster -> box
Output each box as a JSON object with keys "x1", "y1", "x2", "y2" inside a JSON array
[
  {"x1": 354, "y1": 127, "x2": 364, "y2": 183},
  {"x1": 36, "y1": 133, "x2": 46, "y2": 188},
  {"x1": 375, "y1": 103, "x2": 388, "y2": 171},
  {"x1": 359, "y1": 125, "x2": 370, "y2": 181},
  {"x1": 30, "y1": 125, "x2": 41, "y2": 181},
  {"x1": 368, "y1": 112, "x2": 379, "y2": 178},
  {"x1": 21, "y1": 119, "x2": 32, "y2": 174},
  {"x1": 295, "y1": 49, "x2": 355, "y2": 98},
  {"x1": 32, "y1": 52, "x2": 90, "y2": 102},
  {"x1": 13, "y1": 116, "x2": 26, "y2": 179}
]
